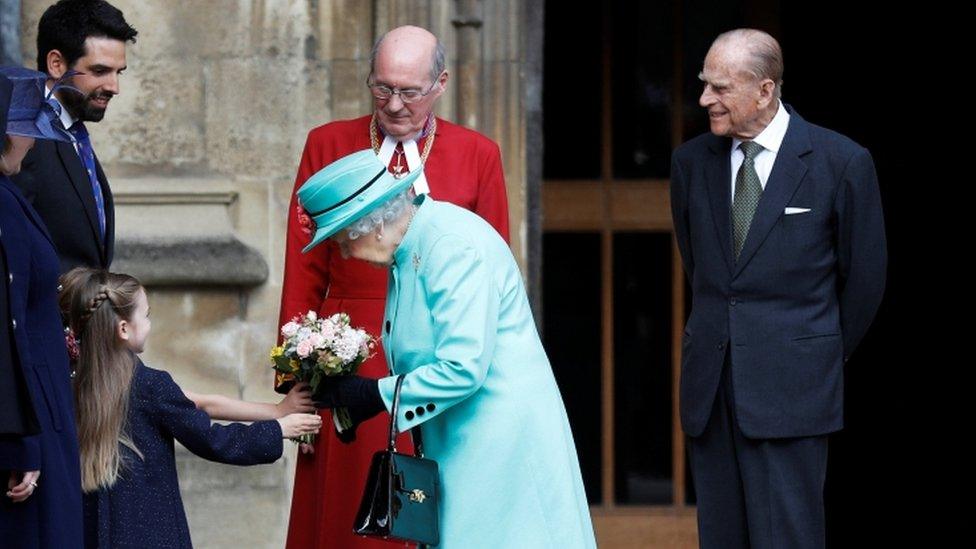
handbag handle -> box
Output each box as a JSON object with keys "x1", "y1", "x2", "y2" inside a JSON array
[
  {"x1": 387, "y1": 374, "x2": 425, "y2": 458},
  {"x1": 388, "y1": 374, "x2": 405, "y2": 451}
]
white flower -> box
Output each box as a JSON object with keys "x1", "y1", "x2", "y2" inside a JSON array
[
  {"x1": 332, "y1": 329, "x2": 364, "y2": 363},
  {"x1": 320, "y1": 321, "x2": 336, "y2": 344},
  {"x1": 306, "y1": 311, "x2": 318, "y2": 322},
  {"x1": 281, "y1": 321, "x2": 300, "y2": 338}
]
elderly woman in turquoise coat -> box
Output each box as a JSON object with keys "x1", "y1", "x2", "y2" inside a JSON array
[{"x1": 303, "y1": 149, "x2": 595, "y2": 548}]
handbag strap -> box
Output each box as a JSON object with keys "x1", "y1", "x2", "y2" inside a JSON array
[
  {"x1": 388, "y1": 374, "x2": 405, "y2": 451},
  {"x1": 386, "y1": 374, "x2": 426, "y2": 458}
]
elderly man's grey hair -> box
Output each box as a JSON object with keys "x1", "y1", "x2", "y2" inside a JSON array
[
  {"x1": 369, "y1": 31, "x2": 446, "y2": 83},
  {"x1": 713, "y1": 29, "x2": 784, "y2": 98}
]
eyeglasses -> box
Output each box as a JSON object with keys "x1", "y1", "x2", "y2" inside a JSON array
[{"x1": 366, "y1": 75, "x2": 441, "y2": 104}]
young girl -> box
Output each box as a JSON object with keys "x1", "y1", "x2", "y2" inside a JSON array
[{"x1": 59, "y1": 267, "x2": 321, "y2": 548}]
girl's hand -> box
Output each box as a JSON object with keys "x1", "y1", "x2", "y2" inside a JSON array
[
  {"x1": 276, "y1": 382, "x2": 315, "y2": 416},
  {"x1": 277, "y1": 413, "x2": 322, "y2": 439}
]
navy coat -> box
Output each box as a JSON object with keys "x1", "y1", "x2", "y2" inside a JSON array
[
  {"x1": 670, "y1": 106, "x2": 887, "y2": 439},
  {"x1": 0, "y1": 175, "x2": 83, "y2": 548},
  {"x1": 83, "y1": 361, "x2": 283, "y2": 549},
  {"x1": 1, "y1": 198, "x2": 40, "y2": 436},
  {"x1": 0, "y1": 73, "x2": 39, "y2": 437}
]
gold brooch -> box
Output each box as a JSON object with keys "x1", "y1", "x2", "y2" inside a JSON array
[{"x1": 409, "y1": 489, "x2": 427, "y2": 503}]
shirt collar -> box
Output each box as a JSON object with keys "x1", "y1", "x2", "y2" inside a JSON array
[
  {"x1": 46, "y1": 84, "x2": 78, "y2": 132},
  {"x1": 732, "y1": 100, "x2": 790, "y2": 155}
]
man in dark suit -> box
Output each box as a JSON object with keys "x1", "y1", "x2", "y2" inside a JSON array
[
  {"x1": 11, "y1": 0, "x2": 137, "y2": 273},
  {"x1": 670, "y1": 29, "x2": 886, "y2": 548}
]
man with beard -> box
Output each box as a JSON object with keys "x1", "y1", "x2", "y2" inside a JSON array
[{"x1": 11, "y1": 0, "x2": 137, "y2": 273}]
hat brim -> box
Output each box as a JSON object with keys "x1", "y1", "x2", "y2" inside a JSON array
[
  {"x1": 301, "y1": 167, "x2": 423, "y2": 253},
  {"x1": 6, "y1": 114, "x2": 72, "y2": 143}
]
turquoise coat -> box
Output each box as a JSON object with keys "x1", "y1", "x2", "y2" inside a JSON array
[{"x1": 378, "y1": 196, "x2": 596, "y2": 548}]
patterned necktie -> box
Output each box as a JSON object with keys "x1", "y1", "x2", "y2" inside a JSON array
[
  {"x1": 390, "y1": 142, "x2": 407, "y2": 178},
  {"x1": 67, "y1": 121, "x2": 107, "y2": 243},
  {"x1": 732, "y1": 141, "x2": 764, "y2": 260}
]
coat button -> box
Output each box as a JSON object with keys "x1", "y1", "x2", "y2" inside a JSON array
[
  {"x1": 730, "y1": 297, "x2": 737, "y2": 306},
  {"x1": 11, "y1": 318, "x2": 16, "y2": 330},
  {"x1": 415, "y1": 406, "x2": 425, "y2": 417},
  {"x1": 426, "y1": 403, "x2": 435, "y2": 412},
  {"x1": 8, "y1": 273, "x2": 12, "y2": 283},
  {"x1": 405, "y1": 410, "x2": 415, "y2": 421},
  {"x1": 385, "y1": 321, "x2": 391, "y2": 334},
  {"x1": 718, "y1": 342, "x2": 725, "y2": 350}
]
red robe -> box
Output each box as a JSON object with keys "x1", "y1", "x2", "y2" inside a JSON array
[{"x1": 279, "y1": 115, "x2": 509, "y2": 549}]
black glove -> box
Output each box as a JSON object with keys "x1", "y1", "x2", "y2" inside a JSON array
[
  {"x1": 315, "y1": 376, "x2": 386, "y2": 444},
  {"x1": 334, "y1": 405, "x2": 383, "y2": 444},
  {"x1": 314, "y1": 375, "x2": 384, "y2": 411}
]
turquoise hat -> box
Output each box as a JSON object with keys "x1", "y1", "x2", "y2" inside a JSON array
[{"x1": 298, "y1": 149, "x2": 422, "y2": 253}]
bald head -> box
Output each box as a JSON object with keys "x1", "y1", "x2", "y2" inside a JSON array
[
  {"x1": 710, "y1": 29, "x2": 784, "y2": 98},
  {"x1": 370, "y1": 25, "x2": 445, "y2": 82}
]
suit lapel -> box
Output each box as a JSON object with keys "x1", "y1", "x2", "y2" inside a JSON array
[
  {"x1": 55, "y1": 140, "x2": 105, "y2": 258},
  {"x1": 733, "y1": 107, "x2": 812, "y2": 278},
  {"x1": 705, "y1": 135, "x2": 735, "y2": 274}
]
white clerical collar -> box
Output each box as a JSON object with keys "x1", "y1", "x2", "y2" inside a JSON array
[
  {"x1": 732, "y1": 100, "x2": 790, "y2": 155},
  {"x1": 375, "y1": 127, "x2": 431, "y2": 195}
]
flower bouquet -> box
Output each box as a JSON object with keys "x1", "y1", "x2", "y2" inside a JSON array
[{"x1": 271, "y1": 311, "x2": 376, "y2": 443}]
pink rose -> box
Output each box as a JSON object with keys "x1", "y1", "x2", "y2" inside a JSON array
[
  {"x1": 296, "y1": 340, "x2": 313, "y2": 358},
  {"x1": 308, "y1": 333, "x2": 325, "y2": 349}
]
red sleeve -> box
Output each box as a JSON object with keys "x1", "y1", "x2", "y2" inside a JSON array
[
  {"x1": 275, "y1": 132, "x2": 332, "y2": 391},
  {"x1": 475, "y1": 141, "x2": 511, "y2": 243}
]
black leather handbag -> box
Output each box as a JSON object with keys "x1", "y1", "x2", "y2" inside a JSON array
[{"x1": 353, "y1": 375, "x2": 440, "y2": 547}]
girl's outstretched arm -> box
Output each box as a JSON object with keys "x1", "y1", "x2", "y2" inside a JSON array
[{"x1": 184, "y1": 382, "x2": 314, "y2": 421}]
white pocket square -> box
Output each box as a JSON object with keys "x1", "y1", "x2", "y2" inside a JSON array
[{"x1": 784, "y1": 207, "x2": 811, "y2": 215}]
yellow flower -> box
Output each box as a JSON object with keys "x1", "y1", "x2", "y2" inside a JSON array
[
  {"x1": 275, "y1": 372, "x2": 294, "y2": 385},
  {"x1": 270, "y1": 345, "x2": 284, "y2": 360}
]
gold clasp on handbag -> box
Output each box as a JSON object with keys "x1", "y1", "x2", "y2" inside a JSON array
[{"x1": 409, "y1": 489, "x2": 427, "y2": 503}]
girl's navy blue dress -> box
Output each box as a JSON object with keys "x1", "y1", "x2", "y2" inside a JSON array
[{"x1": 83, "y1": 361, "x2": 283, "y2": 548}]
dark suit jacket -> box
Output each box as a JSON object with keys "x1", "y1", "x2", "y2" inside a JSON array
[
  {"x1": 670, "y1": 105, "x2": 887, "y2": 439},
  {"x1": 11, "y1": 138, "x2": 115, "y2": 273},
  {"x1": 0, "y1": 176, "x2": 83, "y2": 547}
]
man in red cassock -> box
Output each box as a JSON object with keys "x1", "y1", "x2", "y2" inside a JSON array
[{"x1": 277, "y1": 25, "x2": 510, "y2": 549}]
